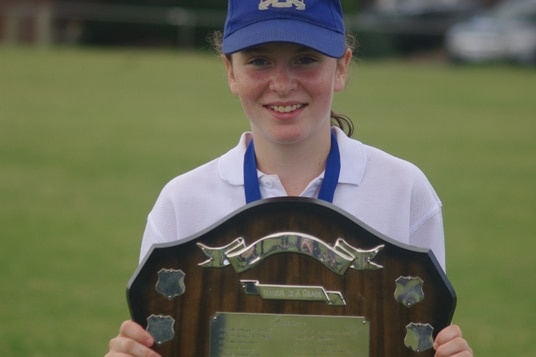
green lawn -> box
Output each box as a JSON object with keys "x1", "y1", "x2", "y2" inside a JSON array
[{"x1": 1, "y1": 47, "x2": 535, "y2": 357}]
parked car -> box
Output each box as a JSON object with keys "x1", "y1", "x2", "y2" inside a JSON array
[
  {"x1": 446, "y1": 0, "x2": 536, "y2": 64},
  {"x1": 352, "y1": 0, "x2": 478, "y2": 55}
]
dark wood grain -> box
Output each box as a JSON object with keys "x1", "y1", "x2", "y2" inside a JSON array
[{"x1": 127, "y1": 197, "x2": 456, "y2": 357}]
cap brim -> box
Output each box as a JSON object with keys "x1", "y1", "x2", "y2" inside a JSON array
[{"x1": 222, "y1": 19, "x2": 346, "y2": 58}]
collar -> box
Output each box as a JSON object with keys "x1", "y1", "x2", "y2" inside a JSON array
[{"x1": 218, "y1": 127, "x2": 367, "y2": 187}]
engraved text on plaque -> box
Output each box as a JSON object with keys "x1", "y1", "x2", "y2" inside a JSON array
[{"x1": 209, "y1": 313, "x2": 369, "y2": 357}]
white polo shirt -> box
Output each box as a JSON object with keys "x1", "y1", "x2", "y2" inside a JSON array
[{"x1": 140, "y1": 127, "x2": 445, "y2": 269}]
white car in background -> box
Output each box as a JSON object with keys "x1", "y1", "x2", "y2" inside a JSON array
[{"x1": 446, "y1": 0, "x2": 536, "y2": 64}]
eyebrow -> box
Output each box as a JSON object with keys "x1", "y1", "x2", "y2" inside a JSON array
[{"x1": 242, "y1": 44, "x2": 315, "y2": 54}]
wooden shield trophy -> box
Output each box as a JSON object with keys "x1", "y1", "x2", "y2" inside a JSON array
[{"x1": 127, "y1": 197, "x2": 456, "y2": 356}]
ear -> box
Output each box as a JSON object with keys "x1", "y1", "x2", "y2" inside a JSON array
[
  {"x1": 223, "y1": 55, "x2": 239, "y2": 95},
  {"x1": 334, "y1": 48, "x2": 352, "y2": 92}
]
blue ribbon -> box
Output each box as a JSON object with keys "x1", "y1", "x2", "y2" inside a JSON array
[{"x1": 243, "y1": 132, "x2": 340, "y2": 204}]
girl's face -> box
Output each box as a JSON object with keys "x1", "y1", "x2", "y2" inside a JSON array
[{"x1": 224, "y1": 42, "x2": 352, "y2": 147}]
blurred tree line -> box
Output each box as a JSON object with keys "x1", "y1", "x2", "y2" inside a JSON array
[
  {"x1": 58, "y1": 0, "x2": 360, "y2": 48},
  {"x1": 75, "y1": 0, "x2": 359, "y2": 11}
]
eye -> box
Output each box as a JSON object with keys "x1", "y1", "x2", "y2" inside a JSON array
[
  {"x1": 248, "y1": 57, "x2": 270, "y2": 66},
  {"x1": 295, "y1": 55, "x2": 318, "y2": 65}
]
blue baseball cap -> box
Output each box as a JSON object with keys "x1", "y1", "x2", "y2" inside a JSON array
[{"x1": 222, "y1": 0, "x2": 347, "y2": 58}]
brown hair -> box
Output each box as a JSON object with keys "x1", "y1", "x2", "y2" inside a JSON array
[{"x1": 208, "y1": 31, "x2": 356, "y2": 137}]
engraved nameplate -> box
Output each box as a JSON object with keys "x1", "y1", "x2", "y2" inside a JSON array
[
  {"x1": 210, "y1": 312, "x2": 369, "y2": 357},
  {"x1": 241, "y1": 280, "x2": 346, "y2": 306}
]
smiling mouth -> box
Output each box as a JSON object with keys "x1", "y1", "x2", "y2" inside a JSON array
[{"x1": 269, "y1": 104, "x2": 304, "y2": 113}]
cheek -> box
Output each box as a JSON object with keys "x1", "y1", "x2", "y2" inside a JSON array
[
  {"x1": 232, "y1": 72, "x2": 266, "y2": 98},
  {"x1": 308, "y1": 75, "x2": 338, "y2": 119},
  {"x1": 306, "y1": 72, "x2": 337, "y2": 102}
]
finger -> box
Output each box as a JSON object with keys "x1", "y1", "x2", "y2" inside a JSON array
[
  {"x1": 105, "y1": 352, "x2": 142, "y2": 357},
  {"x1": 108, "y1": 335, "x2": 161, "y2": 357},
  {"x1": 434, "y1": 338, "x2": 472, "y2": 357},
  {"x1": 119, "y1": 320, "x2": 155, "y2": 347},
  {"x1": 433, "y1": 325, "x2": 472, "y2": 357},
  {"x1": 434, "y1": 324, "x2": 462, "y2": 348}
]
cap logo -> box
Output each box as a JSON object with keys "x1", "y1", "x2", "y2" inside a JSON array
[
  {"x1": 258, "y1": 0, "x2": 306, "y2": 10},
  {"x1": 224, "y1": 0, "x2": 345, "y2": 57}
]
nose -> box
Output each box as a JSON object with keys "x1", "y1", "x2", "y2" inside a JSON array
[{"x1": 269, "y1": 64, "x2": 297, "y2": 96}]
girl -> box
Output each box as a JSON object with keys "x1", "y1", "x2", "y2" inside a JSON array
[{"x1": 107, "y1": 1, "x2": 472, "y2": 356}]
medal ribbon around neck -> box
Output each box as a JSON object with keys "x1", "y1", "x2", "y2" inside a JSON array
[{"x1": 244, "y1": 131, "x2": 341, "y2": 204}]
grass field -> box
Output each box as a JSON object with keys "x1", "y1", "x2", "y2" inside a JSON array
[{"x1": 1, "y1": 47, "x2": 535, "y2": 357}]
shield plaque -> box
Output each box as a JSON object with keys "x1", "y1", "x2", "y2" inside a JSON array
[{"x1": 127, "y1": 197, "x2": 456, "y2": 356}]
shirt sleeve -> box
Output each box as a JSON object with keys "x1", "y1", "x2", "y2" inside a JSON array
[
  {"x1": 139, "y1": 213, "x2": 165, "y2": 263},
  {"x1": 409, "y1": 209, "x2": 446, "y2": 271}
]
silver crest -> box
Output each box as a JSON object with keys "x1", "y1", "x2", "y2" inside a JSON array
[
  {"x1": 146, "y1": 314, "x2": 175, "y2": 345},
  {"x1": 155, "y1": 268, "x2": 186, "y2": 300},
  {"x1": 404, "y1": 323, "x2": 434, "y2": 352},
  {"x1": 394, "y1": 276, "x2": 425, "y2": 307}
]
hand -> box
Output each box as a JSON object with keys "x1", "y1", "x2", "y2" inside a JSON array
[
  {"x1": 105, "y1": 320, "x2": 161, "y2": 357},
  {"x1": 433, "y1": 324, "x2": 473, "y2": 357}
]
